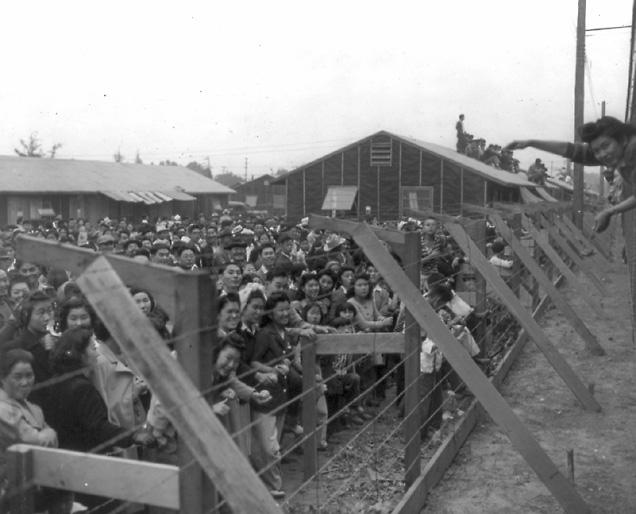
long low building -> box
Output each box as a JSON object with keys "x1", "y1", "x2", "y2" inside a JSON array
[
  {"x1": 271, "y1": 130, "x2": 540, "y2": 221},
  {"x1": 0, "y1": 156, "x2": 235, "y2": 224}
]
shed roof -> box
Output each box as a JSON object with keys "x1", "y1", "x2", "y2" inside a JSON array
[
  {"x1": 272, "y1": 130, "x2": 536, "y2": 188},
  {"x1": 0, "y1": 155, "x2": 235, "y2": 194}
]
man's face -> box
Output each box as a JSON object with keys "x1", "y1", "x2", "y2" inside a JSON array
[
  {"x1": 230, "y1": 246, "x2": 246, "y2": 264},
  {"x1": 281, "y1": 240, "x2": 294, "y2": 254},
  {"x1": 266, "y1": 275, "x2": 289, "y2": 295},
  {"x1": 153, "y1": 248, "x2": 172, "y2": 265},
  {"x1": 261, "y1": 247, "x2": 275, "y2": 267},
  {"x1": 28, "y1": 300, "x2": 54, "y2": 334},
  {"x1": 18, "y1": 263, "x2": 40, "y2": 287}
]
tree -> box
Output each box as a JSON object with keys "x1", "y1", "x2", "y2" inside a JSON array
[
  {"x1": 275, "y1": 167, "x2": 289, "y2": 177},
  {"x1": 15, "y1": 132, "x2": 62, "y2": 158},
  {"x1": 186, "y1": 161, "x2": 212, "y2": 178},
  {"x1": 159, "y1": 159, "x2": 179, "y2": 166},
  {"x1": 113, "y1": 149, "x2": 125, "y2": 163},
  {"x1": 135, "y1": 150, "x2": 143, "y2": 164},
  {"x1": 213, "y1": 172, "x2": 244, "y2": 188}
]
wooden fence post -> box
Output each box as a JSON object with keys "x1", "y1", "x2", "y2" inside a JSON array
[
  {"x1": 461, "y1": 218, "x2": 488, "y2": 352},
  {"x1": 301, "y1": 337, "x2": 318, "y2": 480},
  {"x1": 7, "y1": 445, "x2": 35, "y2": 514},
  {"x1": 174, "y1": 274, "x2": 216, "y2": 513},
  {"x1": 403, "y1": 231, "x2": 421, "y2": 487}
]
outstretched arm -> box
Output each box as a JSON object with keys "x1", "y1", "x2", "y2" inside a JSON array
[{"x1": 504, "y1": 140, "x2": 570, "y2": 157}]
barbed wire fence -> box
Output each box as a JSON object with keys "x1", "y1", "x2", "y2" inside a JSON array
[{"x1": 2, "y1": 207, "x2": 588, "y2": 514}]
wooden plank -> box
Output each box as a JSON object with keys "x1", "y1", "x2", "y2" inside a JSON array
[
  {"x1": 559, "y1": 214, "x2": 598, "y2": 257},
  {"x1": 15, "y1": 235, "x2": 181, "y2": 321},
  {"x1": 174, "y1": 275, "x2": 216, "y2": 513},
  {"x1": 7, "y1": 444, "x2": 35, "y2": 514},
  {"x1": 76, "y1": 257, "x2": 283, "y2": 514},
  {"x1": 537, "y1": 213, "x2": 607, "y2": 295},
  {"x1": 490, "y1": 213, "x2": 605, "y2": 356},
  {"x1": 403, "y1": 231, "x2": 422, "y2": 486},
  {"x1": 393, "y1": 274, "x2": 564, "y2": 514},
  {"x1": 553, "y1": 216, "x2": 593, "y2": 257},
  {"x1": 309, "y1": 214, "x2": 406, "y2": 253},
  {"x1": 346, "y1": 223, "x2": 591, "y2": 513},
  {"x1": 9, "y1": 445, "x2": 180, "y2": 509},
  {"x1": 520, "y1": 215, "x2": 603, "y2": 313},
  {"x1": 301, "y1": 337, "x2": 318, "y2": 480},
  {"x1": 314, "y1": 333, "x2": 405, "y2": 355}
]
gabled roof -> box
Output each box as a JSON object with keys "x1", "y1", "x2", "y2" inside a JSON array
[
  {"x1": 0, "y1": 155, "x2": 235, "y2": 194},
  {"x1": 272, "y1": 130, "x2": 536, "y2": 188},
  {"x1": 232, "y1": 174, "x2": 275, "y2": 192}
]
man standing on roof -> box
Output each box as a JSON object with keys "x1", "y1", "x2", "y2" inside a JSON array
[{"x1": 456, "y1": 114, "x2": 467, "y2": 153}]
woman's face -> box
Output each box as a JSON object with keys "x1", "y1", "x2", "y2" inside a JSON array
[
  {"x1": 10, "y1": 282, "x2": 30, "y2": 303},
  {"x1": 133, "y1": 292, "x2": 152, "y2": 315},
  {"x1": 271, "y1": 300, "x2": 290, "y2": 327},
  {"x1": 1, "y1": 361, "x2": 34, "y2": 401},
  {"x1": 303, "y1": 278, "x2": 320, "y2": 300},
  {"x1": 367, "y1": 266, "x2": 380, "y2": 284},
  {"x1": 243, "y1": 297, "x2": 265, "y2": 325},
  {"x1": 67, "y1": 307, "x2": 92, "y2": 330},
  {"x1": 81, "y1": 343, "x2": 99, "y2": 370},
  {"x1": 222, "y1": 265, "x2": 242, "y2": 291},
  {"x1": 319, "y1": 274, "x2": 334, "y2": 294},
  {"x1": 340, "y1": 270, "x2": 354, "y2": 289},
  {"x1": 353, "y1": 278, "x2": 369, "y2": 299},
  {"x1": 219, "y1": 301, "x2": 240, "y2": 332},
  {"x1": 215, "y1": 346, "x2": 241, "y2": 377},
  {"x1": 591, "y1": 135, "x2": 624, "y2": 168},
  {"x1": 305, "y1": 306, "x2": 322, "y2": 324}
]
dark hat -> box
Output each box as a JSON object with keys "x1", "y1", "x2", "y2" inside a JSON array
[
  {"x1": 227, "y1": 238, "x2": 247, "y2": 250},
  {"x1": 97, "y1": 234, "x2": 115, "y2": 245}
]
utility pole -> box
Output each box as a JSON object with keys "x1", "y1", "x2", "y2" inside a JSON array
[
  {"x1": 599, "y1": 101, "x2": 606, "y2": 200},
  {"x1": 206, "y1": 156, "x2": 212, "y2": 178},
  {"x1": 244, "y1": 157, "x2": 248, "y2": 182},
  {"x1": 573, "y1": 0, "x2": 586, "y2": 229}
]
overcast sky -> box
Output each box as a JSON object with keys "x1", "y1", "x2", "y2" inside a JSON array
[{"x1": 0, "y1": 0, "x2": 632, "y2": 178}]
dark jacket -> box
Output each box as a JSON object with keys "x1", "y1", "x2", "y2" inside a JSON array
[
  {"x1": 5, "y1": 329, "x2": 52, "y2": 408},
  {"x1": 43, "y1": 373, "x2": 131, "y2": 453}
]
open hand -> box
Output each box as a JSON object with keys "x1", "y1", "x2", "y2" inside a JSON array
[{"x1": 593, "y1": 210, "x2": 612, "y2": 233}]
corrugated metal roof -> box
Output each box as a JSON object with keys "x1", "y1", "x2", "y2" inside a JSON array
[
  {"x1": 0, "y1": 156, "x2": 235, "y2": 195},
  {"x1": 321, "y1": 186, "x2": 358, "y2": 210},
  {"x1": 271, "y1": 130, "x2": 537, "y2": 188}
]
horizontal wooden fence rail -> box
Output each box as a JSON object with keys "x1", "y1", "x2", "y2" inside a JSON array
[{"x1": 7, "y1": 444, "x2": 180, "y2": 511}]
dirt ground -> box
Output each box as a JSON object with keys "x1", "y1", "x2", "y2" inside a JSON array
[{"x1": 424, "y1": 243, "x2": 636, "y2": 513}]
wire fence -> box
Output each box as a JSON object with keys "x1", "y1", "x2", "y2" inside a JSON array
[{"x1": 1, "y1": 210, "x2": 574, "y2": 514}]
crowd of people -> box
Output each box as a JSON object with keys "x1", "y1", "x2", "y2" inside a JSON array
[
  {"x1": 0, "y1": 209, "x2": 489, "y2": 511},
  {"x1": 455, "y1": 113, "x2": 522, "y2": 174}
]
